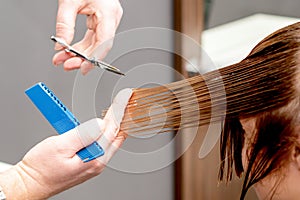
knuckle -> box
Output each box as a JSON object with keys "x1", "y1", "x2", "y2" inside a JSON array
[
  {"x1": 93, "y1": 160, "x2": 103, "y2": 171},
  {"x1": 55, "y1": 22, "x2": 75, "y2": 37},
  {"x1": 86, "y1": 161, "x2": 104, "y2": 175},
  {"x1": 44, "y1": 135, "x2": 58, "y2": 145},
  {"x1": 108, "y1": 1, "x2": 123, "y2": 20},
  {"x1": 43, "y1": 136, "x2": 63, "y2": 151}
]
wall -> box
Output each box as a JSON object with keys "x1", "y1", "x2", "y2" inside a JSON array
[
  {"x1": 207, "y1": 0, "x2": 300, "y2": 28},
  {"x1": 0, "y1": 0, "x2": 174, "y2": 199}
]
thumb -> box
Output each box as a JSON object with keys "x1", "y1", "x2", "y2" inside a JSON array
[
  {"x1": 96, "y1": 88, "x2": 132, "y2": 148},
  {"x1": 103, "y1": 88, "x2": 133, "y2": 130},
  {"x1": 57, "y1": 118, "x2": 104, "y2": 151},
  {"x1": 55, "y1": 1, "x2": 79, "y2": 50}
]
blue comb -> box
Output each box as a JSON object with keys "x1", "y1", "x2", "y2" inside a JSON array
[{"x1": 25, "y1": 82, "x2": 104, "y2": 162}]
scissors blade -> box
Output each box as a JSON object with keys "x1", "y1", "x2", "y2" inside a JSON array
[
  {"x1": 93, "y1": 60, "x2": 125, "y2": 76},
  {"x1": 51, "y1": 36, "x2": 125, "y2": 76}
]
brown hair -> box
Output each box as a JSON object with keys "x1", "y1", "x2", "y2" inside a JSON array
[
  {"x1": 120, "y1": 22, "x2": 300, "y2": 199},
  {"x1": 219, "y1": 22, "x2": 300, "y2": 199}
]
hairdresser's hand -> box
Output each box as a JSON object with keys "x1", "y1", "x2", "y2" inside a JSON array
[
  {"x1": 52, "y1": 0, "x2": 123, "y2": 75},
  {"x1": 0, "y1": 89, "x2": 132, "y2": 200}
]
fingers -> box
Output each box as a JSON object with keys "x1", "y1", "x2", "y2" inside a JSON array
[
  {"x1": 104, "y1": 88, "x2": 134, "y2": 130},
  {"x1": 96, "y1": 88, "x2": 133, "y2": 163},
  {"x1": 53, "y1": 88, "x2": 132, "y2": 159},
  {"x1": 43, "y1": 88, "x2": 131, "y2": 167},
  {"x1": 52, "y1": 51, "x2": 73, "y2": 67},
  {"x1": 92, "y1": 22, "x2": 115, "y2": 60},
  {"x1": 85, "y1": 11, "x2": 117, "y2": 60},
  {"x1": 52, "y1": 30, "x2": 94, "y2": 68},
  {"x1": 52, "y1": 0, "x2": 123, "y2": 75},
  {"x1": 86, "y1": 12, "x2": 102, "y2": 31},
  {"x1": 56, "y1": 118, "x2": 104, "y2": 151},
  {"x1": 80, "y1": 61, "x2": 95, "y2": 75},
  {"x1": 55, "y1": 0, "x2": 80, "y2": 50},
  {"x1": 64, "y1": 17, "x2": 116, "y2": 73}
]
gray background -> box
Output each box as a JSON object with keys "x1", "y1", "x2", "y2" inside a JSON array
[
  {"x1": 0, "y1": 0, "x2": 174, "y2": 199},
  {"x1": 1, "y1": 0, "x2": 300, "y2": 199}
]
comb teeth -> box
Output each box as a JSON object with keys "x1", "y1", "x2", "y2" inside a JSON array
[
  {"x1": 25, "y1": 82, "x2": 105, "y2": 162},
  {"x1": 39, "y1": 83, "x2": 80, "y2": 126}
]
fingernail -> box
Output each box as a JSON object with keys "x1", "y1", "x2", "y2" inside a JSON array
[
  {"x1": 80, "y1": 66, "x2": 88, "y2": 75},
  {"x1": 80, "y1": 61, "x2": 93, "y2": 75},
  {"x1": 54, "y1": 60, "x2": 64, "y2": 66},
  {"x1": 112, "y1": 89, "x2": 133, "y2": 125},
  {"x1": 81, "y1": 69, "x2": 87, "y2": 75},
  {"x1": 53, "y1": 55, "x2": 64, "y2": 66}
]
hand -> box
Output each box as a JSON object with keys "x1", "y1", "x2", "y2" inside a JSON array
[
  {"x1": 52, "y1": 0, "x2": 123, "y2": 75},
  {"x1": 0, "y1": 88, "x2": 132, "y2": 199}
]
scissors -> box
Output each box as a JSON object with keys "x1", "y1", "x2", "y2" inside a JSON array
[{"x1": 51, "y1": 36, "x2": 125, "y2": 76}]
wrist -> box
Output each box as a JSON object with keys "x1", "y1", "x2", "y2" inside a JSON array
[
  {"x1": 14, "y1": 161, "x2": 51, "y2": 200},
  {"x1": 0, "y1": 165, "x2": 28, "y2": 200}
]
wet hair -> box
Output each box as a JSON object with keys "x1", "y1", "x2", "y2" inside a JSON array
[
  {"x1": 219, "y1": 22, "x2": 300, "y2": 199},
  {"x1": 120, "y1": 21, "x2": 300, "y2": 199}
]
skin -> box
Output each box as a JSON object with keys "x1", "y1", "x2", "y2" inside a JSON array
[
  {"x1": 0, "y1": 1, "x2": 125, "y2": 198},
  {"x1": 240, "y1": 118, "x2": 300, "y2": 200},
  {"x1": 0, "y1": 89, "x2": 132, "y2": 200},
  {"x1": 253, "y1": 150, "x2": 300, "y2": 200},
  {"x1": 52, "y1": 0, "x2": 123, "y2": 75}
]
